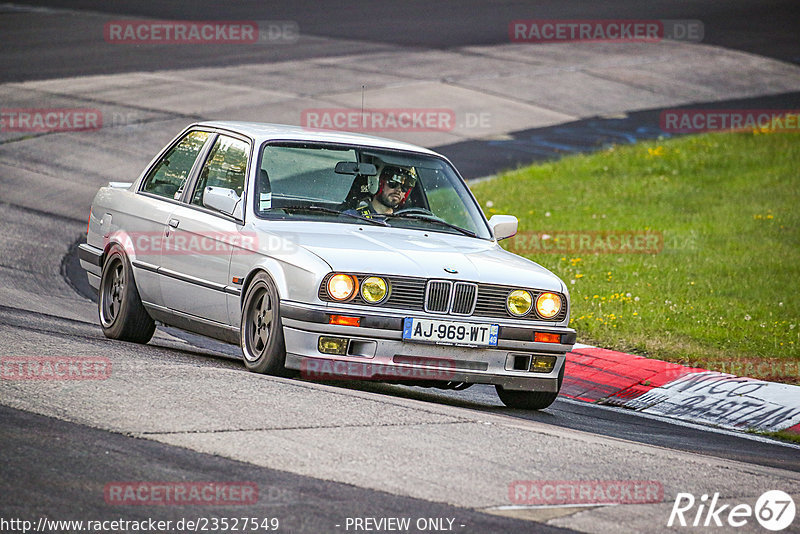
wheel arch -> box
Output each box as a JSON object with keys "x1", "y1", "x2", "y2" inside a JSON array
[
  {"x1": 101, "y1": 231, "x2": 138, "y2": 266},
  {"x1": 239, "y1": 261, "x2": 289, "y2": 310},
  {"x1": 100, "y1": 236, "x2": 150, "y2": 303}
]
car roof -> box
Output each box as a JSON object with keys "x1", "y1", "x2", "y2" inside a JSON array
[{"x1": 195, "y1": 121, "x2": 440, "y2": 156}]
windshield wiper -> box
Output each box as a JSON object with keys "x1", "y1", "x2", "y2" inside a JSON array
[
  {"x1": 278, "y1": 205, "x2": 388, "y2": 226},
  {"x1": 388, "y1": 212, "x2": 477, "y2": 237}
]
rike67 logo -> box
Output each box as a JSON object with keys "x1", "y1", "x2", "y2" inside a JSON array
[{"x1": 668, "y1": 490, "x2": 796, "y2": 531}]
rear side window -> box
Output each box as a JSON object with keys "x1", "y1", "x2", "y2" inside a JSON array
[
  {"x1": 191, "y1": 135, "x2": 249, "y2": 207},
  {"x1": 141, "y1": 131, "x2": 209, "y2": 199}
]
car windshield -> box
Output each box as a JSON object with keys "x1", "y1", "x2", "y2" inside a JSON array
[{"x1": 254, "y1": 142, "x2": 491, "y2": 239}]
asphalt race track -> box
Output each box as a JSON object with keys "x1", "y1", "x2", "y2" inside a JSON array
[
  {"x1": 1, "y1": 2, "x2": 800, "y2": 533},
  {"x1": 2, "y1": 0, "x2": 798, "y2": 82}
]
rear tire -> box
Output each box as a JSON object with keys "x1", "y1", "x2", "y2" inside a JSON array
[
  {"x1": 240, "y1": 272, "x2": 290, "y2": 376},
  {"x1": 495, "y1": 360, "x2": 565, "y2": 410},
  {"x1": 98, "y1": 244, "x2": 155, "y2": 343}
]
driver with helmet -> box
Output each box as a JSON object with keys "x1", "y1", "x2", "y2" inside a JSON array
[{"x1": 351, "y1": 165, "x2": 417, "y2": 218}]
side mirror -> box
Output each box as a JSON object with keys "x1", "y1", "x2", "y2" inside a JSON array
[
  {"x1": 488, "y1": 215, "x2": 518, "y2": 240},
  {"x1": 203, "y1": 186, "x2": 241, "y2": 218}
]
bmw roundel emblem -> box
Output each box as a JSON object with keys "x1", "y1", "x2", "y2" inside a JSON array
[{"x1": 443, "y1": 267, "x2": 458, "y2": 274}]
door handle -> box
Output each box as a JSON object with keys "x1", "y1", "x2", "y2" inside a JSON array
[{"x1": 168, "y1": 219, "x2": 180, "y2": 228}]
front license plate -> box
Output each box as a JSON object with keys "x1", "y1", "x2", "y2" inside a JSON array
[{"x1": 402, "y1": 318, "x2": 499, "y2": 347}]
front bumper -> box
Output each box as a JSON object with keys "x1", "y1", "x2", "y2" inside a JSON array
[{"x1": 280, "y1": 301, "x2": 575, "y2": 392}]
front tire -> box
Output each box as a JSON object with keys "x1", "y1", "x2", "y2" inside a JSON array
[
  {"x1": 98, "y1": 244, "x2": 155, "y2": 343},
  {"x1": 495, "y1": 360, "x2": 565, "y2": 410},
  {"x1": 240, "y1": 272, "x2": 289, "y2": 376}
]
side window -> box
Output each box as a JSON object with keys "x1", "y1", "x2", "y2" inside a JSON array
[
  {"x1": 141, "y1": 131, "x2": 209, "y2": 199},
  {"x1": 191, "y1": 135, "x2": 249, "y2": 207}
]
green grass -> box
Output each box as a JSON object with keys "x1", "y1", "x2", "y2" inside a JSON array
[
  {"x1": 470, "y1": 130, "x2": 800, "y2": 383},
  {"x1": 750, "y1": 429, "x2": 800, "y2": 445}
]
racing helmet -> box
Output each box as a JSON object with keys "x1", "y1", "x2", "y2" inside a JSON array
[{"x1": 376, "y1": 166, "x2": 418, "y2": 205}]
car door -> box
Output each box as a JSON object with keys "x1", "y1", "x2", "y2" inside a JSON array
[
  {"x1": 129, "y1": 129, "x2": 212, "y2": 307},
  {"x1": 158, "y1": 133, "x2": 251, "y2": 325}
]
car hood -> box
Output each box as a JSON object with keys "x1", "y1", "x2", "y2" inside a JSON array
[{"x1": 256, "y1": 221, "x2": 565, "y2": 292}]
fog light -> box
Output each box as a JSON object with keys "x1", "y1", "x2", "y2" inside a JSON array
[
  {"x1": 530, "y1": 355, "x2": 557, "y2": 373},
  {"x1": 318, "y1": 336, "x2": 348, "y2": 355},
  {"x1": 534, "y1": 332, "x2": 561, "y2": 344}
]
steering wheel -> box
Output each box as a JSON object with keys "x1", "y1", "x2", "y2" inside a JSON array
[{"x1": 393, "y1": 207, "x2": 435, "y2": 217}]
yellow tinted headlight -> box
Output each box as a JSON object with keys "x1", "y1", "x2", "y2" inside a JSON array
[
  {"x1": 361, "y1": 276, "x2": 388, "y2": 303},
  {"x1": 327, "y1": 274, "x2": 356, "y2": 301},
  {"x1": 536, "y1": 292, "x2": 562, "y2": 319},
  {"x1": 507, "y1": 289, "x2": 533, "y2": 316}
]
